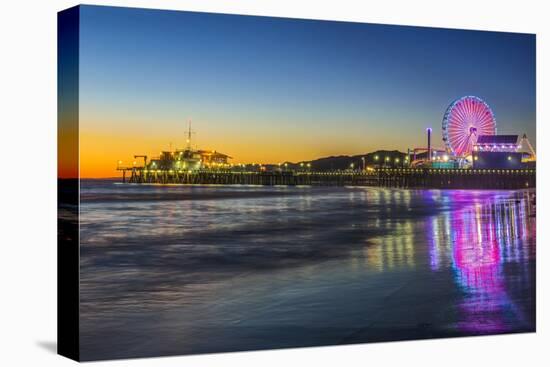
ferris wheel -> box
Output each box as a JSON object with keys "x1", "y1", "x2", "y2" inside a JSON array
[{"x1": 442, "y1": 96, "x2": 497, "y2": 157}]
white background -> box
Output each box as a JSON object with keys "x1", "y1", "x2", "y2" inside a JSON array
[{"x1": 0, "y1": 0, "x2": 548, "y2": 365}]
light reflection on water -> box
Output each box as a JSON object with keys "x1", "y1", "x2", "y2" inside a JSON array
[{"x1": 78, "y1": 180, "x2": 535, "y2": 360}]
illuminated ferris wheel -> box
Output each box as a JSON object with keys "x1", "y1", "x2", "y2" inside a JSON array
[{"x1": 442, "y1": 96, "x2": 497, "y2": 157}]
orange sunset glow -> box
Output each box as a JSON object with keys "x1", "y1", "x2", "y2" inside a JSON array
[{"x1": 78, "y1": 110, "x2": 433, "y2": 178}]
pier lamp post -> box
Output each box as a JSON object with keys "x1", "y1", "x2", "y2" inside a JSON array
[
  {"x1": 385, "y1": 156, "x2": 390, "y2": 168},
  {"x1": 374, "y1": 155, "x2": 379, "y2": 169},
  {"x1": 307, "y1": 162, "x2": 311, "y2": 171},
  {"x1": 395, "y1": 157, "x2": 400, "y2": 168},
  {"x1": 426, "y1": 127, "x2": 432, "y2": 162},
  {"x1": 361, "y1": 157, "x2": 365, "y2": 171},
  {"x1": 350, "y1": 162, "x2": 354, "y2": 171}
]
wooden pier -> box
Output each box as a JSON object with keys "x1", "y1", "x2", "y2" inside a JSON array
[{"x1": 117, "y1": 167, "x2": 535, "y2": 189}]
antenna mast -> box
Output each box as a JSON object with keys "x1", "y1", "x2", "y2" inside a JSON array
[{"x1": 185, "y1": 120, "x2": 195, "y2": 150}]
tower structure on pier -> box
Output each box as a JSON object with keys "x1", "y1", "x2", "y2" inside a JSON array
[{"x1": 185, "y1": 119, "x2": 195, "y2": 151}]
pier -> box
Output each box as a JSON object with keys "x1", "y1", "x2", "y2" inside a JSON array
[{"x1": 117, "y1": 167, "x2": 535, "y2": 189}]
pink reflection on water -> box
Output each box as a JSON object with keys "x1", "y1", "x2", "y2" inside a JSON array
[
  {"x1": 452, "y1": 203, "x2": 508, "y2": 333},
  {"x1": 452, "y1": 204, "x2": 502, "y2": 293},
  {"x1": 429, "y1": 191, "x2": 534, "y2": 333}
]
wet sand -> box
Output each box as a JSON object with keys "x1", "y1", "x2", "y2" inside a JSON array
[{"x1": 78, "y1": 181, "x2": 535, "y2": 360}]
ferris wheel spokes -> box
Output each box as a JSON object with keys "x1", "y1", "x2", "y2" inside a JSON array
[{"x1": 442, "y1": 96, "x2": 497, "y2": 157}]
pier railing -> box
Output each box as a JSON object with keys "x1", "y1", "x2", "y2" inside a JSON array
[{"x1": 117, "y1": 167, "x2": 535, "y2": 189}]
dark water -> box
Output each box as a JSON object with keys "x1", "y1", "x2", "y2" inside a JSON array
[{"x1": 79, "y1": 180, "x2": 536, "y2": 360}]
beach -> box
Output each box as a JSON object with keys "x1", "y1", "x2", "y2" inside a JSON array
[{"x1": 78, "y1": 180, "x2": 536, "y2": 360}]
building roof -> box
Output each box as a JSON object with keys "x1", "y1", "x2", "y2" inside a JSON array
[
  {"x1": 197, "y1": 150, "x2": 232, "y2": 158},
  {"x1": 476, "y1": 135, "x2": 518, "y2": 145}
]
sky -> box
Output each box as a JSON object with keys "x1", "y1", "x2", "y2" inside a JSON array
[{"x1": 76, "y1": 5, "x2": 536, "y2": 178}]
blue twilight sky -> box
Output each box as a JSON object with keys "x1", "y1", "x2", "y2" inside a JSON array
[{"x1": 78, "y1": 5, "x2": 536, "y2": 173}]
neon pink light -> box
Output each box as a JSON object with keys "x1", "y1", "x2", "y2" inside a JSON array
[{"x1": 443, "y1": 96, "x2": 497, "y2": 157}]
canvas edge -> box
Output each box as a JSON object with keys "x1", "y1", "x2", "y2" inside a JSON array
[{"x1": 57, "y1": 4, "x2": 81, "y2": 362}]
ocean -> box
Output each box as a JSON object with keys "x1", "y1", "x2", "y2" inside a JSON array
[{"x1": 78, "y1": 180, "x2": 536, "y2": 360}]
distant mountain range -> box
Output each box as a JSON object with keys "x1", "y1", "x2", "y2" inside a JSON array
[{"x1": 280, "y1": 150, "x2": 408, "y2": 171}]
